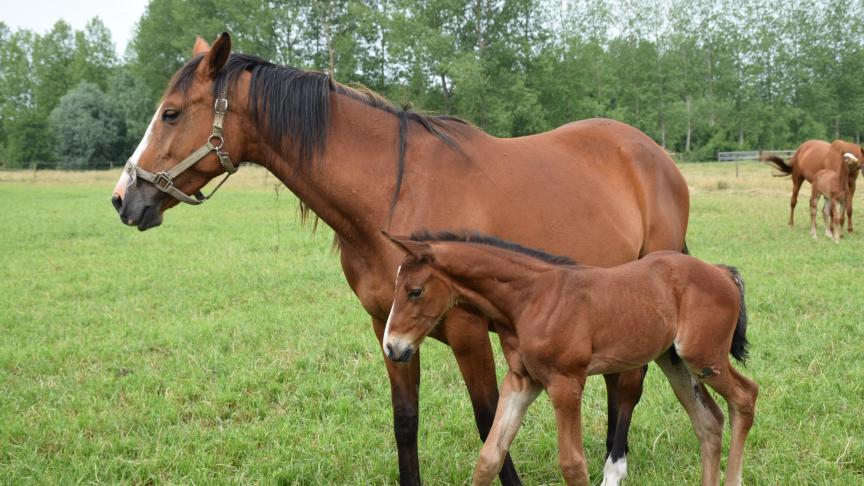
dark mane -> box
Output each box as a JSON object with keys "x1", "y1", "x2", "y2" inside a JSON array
[
  {"x1": 410, "y1": 230, "x2": 577, "y2": 266},
  {"x1": 168, "y1": 53, "x2": 470, "y2": 218}
]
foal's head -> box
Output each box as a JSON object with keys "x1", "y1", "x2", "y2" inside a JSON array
[
  {"x1": 381, "y1": 236, "x2": 456, "y2": 363},
  {"x1": 112, "y1": 33, "x2": 255, "y2": 230}
]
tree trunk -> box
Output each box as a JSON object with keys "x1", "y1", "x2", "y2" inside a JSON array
[
  {"x1": 685, "y1": 94, "x2": 692, "y2": 152},
  {"x1": 440, "y1": 74, "x2": 450, "y2": 114}
]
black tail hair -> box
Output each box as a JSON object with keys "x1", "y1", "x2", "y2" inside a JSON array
[
  {"x1": 761, "y1": 155, "x2": 793, "y2": 177},
  {"x1": 681, "y1": 241, "x2": 690, "y2": 255},
  {"x1": 717, "y1": 265, "x2": 749, "y2": 363}
]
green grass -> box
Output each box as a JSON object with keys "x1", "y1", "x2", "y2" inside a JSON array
[{"x1": 0, "y1": 163, "x2": 862, "y2": 484}]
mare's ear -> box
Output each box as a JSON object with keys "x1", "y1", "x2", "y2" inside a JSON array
[
  {"x1": 192, "y1": 35, "x2": 210, "y2": 56},
  {"x1": 381, "y1": 231, "x2": 434, "y2": 261},
  {"x1": 198, "y1": 32, "x2": 231, "y2": 78}
]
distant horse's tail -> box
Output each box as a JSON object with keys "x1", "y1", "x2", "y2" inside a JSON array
[
  {"x1": 761, "y1": 155, "x2": 793, "y2": 177},
  {"x1": 717, "y1": 265, "x2": 749, "y2": 363}
]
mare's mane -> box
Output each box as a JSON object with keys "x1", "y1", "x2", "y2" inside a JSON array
[
  {"x1": 168, "y1": 52, "x2": 471, "y2": 218},
  {"x1": 410, "y1": 230, "x2": 578, "y2": 266}
]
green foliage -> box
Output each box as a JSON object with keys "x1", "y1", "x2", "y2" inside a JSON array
[{"x1": 49, "y1": 82, "x2": 125, "y2": 169}]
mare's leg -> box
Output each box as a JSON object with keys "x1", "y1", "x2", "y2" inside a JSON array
[
  {"x1": 699, "y1": 365, "x2": 759, "y2": 486},
  {"x1": 846, "y1": 182, "x2": 855, "y2": 232},
  {"x1": 472, "y1": 371, "x2": 542, "y2": 486},
  {"x1": 601, "y1": 367, "x2": 648, "y2": 486},
  {"x1": 789, "y1": 175, "x2": 803, "y2": 226},
  {"x1": 655, "y1": 352, "x2": 724, "y2": 486},
  {"x1": 444, "y1": 307, "x2": 522, "y2": 485},
  {"x1": 374, "y1": 317, "x2": 422, "y2": 486},
  {"x1": 547, "y1": 373, "x2": 590, "y2": 486}
]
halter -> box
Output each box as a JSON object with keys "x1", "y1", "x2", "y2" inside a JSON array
[{"x1": 124, "y1": 91, "x2": 238, "y2": 205}]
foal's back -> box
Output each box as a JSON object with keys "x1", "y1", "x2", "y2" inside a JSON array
[{"x1": 552, "y1": 251, "x2": 740, "y2": 376}]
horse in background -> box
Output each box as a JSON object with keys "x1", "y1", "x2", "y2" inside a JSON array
[
  {"x1": 809, "y1": 153, "x2": 861, "y2": 242},
  {"x1": 382, "y1": 232, "x2": 758, "y2": 486},
  {"x1": 762, "y1": 139, "x2": 864, "y2": 232}
]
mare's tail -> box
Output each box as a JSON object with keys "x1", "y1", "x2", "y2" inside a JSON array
[
  {"x1": 761, "y1": 155, "x2": 793, "y2": 177},
  {"x1": 717, "y1": 265, "x2": 749, "y2": 363}
]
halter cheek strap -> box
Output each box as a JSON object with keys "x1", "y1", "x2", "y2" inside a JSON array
[{"x1": 125, "y1": 91, "x2": 238, "y2": 205}]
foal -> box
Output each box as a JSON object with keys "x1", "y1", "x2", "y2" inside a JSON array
[
  {"x1": 381, "y1": 231, "x2": 759, "y2": 486},
  {"x1": 810, "y1": 153, "x2": 861, "y2": 242}
]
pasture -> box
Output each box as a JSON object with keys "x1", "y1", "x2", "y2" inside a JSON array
[{"x1": 1, "y1": 162, "x2": 862, "y2": 484}]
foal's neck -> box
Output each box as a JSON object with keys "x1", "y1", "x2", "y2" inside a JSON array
[{"x1": 434, "y1": 244, "x2": 564, "y2": 328}]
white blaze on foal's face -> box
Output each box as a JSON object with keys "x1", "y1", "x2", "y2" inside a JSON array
[{"x1": 112, "y1": 106, "x2": 162, "y2": 200}]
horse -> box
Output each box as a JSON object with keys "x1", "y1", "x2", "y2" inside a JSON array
[
  {"x1": 110, "y1": 33, "x2": 690, "y2": 485},
  {"x1": 809, "y1": 153, "x2": 861, "y2": 242},
  {"x1": 762, "y1": 139, "x2": 864, "y2": 232},
  {"x1": 381, "y1": 231, "x2": 758, "y2": 486}
]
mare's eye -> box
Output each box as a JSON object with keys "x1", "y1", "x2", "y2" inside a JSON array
[
  {"x1": 407, "y1": 288, "x2": 423, "y2": 300},
  {"x1": 161, "y1": 109, "x2": 180, "y2": 122}
]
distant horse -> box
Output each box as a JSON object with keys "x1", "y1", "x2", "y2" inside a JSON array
[
  {"x1": 110, "y1": 33, "x2": 689, "y2": 485},
  {"x1": 809, "y1": 153, "x2": 861, "y2": 242},
  {"x1": 382, "y1": 231, "x2": 758, "y2": 486},
  {"x1": 762, "y1": 139, "x2": 864, "y2": 232}
]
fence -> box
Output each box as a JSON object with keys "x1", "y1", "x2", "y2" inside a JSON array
[{"x1": 717, "y1": 150, "x2": 795, "y2": 162}]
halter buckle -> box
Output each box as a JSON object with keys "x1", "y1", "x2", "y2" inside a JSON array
[
  {"x1": 153, "y1": 172, "x2": 174, "y2": 191},
  {"x1": 214, "y1": 98, "x2": 228, "y2": 113}
]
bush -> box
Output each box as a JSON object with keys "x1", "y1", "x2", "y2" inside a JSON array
[{"x1": 49, "y1": 82, "x2": 125, "y2": 169}]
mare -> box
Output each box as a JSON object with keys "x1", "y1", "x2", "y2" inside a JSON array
[
  {"x1": 110, "y1": 33, "x2": 689, "y2": 485},
  {"x1": 762, "y1": 139, "x2": 864, "y2": 232},
  {"x1": 809, "y1": 153, "x2": 862, "y2": 242},
  {"x1": 382, "y1": 231, "x2": 758, "y2": 486}
]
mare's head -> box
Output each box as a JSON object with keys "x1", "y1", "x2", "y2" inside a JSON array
[
  {"x1": 111, "y1": 33, "x2": 255, "y2": 230},
  {"x1": 381, "y1": 234, "x2": 456, "y2": 363},
  {"x1": 842, "y1": 152, "x2": 861, "y2": 172}
]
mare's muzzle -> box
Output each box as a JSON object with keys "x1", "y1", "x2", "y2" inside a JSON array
[{"x1": 384, "y1": 341, "x2": 415, "y2": 363}]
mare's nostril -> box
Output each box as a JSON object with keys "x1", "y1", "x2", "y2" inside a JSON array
[
  {"x1": 385, "y1": 343, "x2": 395, "y2": 360},
  {"x1": 111, "y1": 194, "x2": 122, "y2": 211},
  {"x1": 398, "y1": 347, "x2": 414, "y2": 363}
]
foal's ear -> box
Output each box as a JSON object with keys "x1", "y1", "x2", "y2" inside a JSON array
[
  {"x1": 381, "y1": 231, "x2": 434, "y2": 261},
  {"x1": 198, "y1": 32, "x2": 232, "y2": 78},
  {"x1": 192, "y1": 35, "x2": 210, "y2": 56}
]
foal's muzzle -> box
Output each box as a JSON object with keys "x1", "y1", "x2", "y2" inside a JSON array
[{"x1": 385, "y1": 342, "x2": 415, "y2": 363}]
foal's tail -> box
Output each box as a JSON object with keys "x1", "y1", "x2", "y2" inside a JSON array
[
  {"x1": 717, "y1": 265, "x2": 749, "y2": 363},
  {"x1": 761, "y1": 155, "x2": 793, "y2": 177}
]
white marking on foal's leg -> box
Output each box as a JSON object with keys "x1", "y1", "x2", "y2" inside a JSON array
[{"x1": 601, "y1": 454, "x2": 628, "y2": 486}]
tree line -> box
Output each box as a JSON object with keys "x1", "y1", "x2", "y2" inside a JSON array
[{"x1": 1, "y1": 0, "x2": 863, "y2": 169}]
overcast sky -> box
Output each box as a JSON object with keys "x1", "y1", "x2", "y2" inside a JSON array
[{"x1": 2, "y1": 0, "x2": 150, "y2": 56}]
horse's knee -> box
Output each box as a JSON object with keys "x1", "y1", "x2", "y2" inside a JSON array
[
  {"x1": 393, "y1": 407, "x2": 419, "y2": 446},
  {"x1": 559, "y1": 454, "x2": 588, "y2": 484}
]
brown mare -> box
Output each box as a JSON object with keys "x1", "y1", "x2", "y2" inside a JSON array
[
  {"x1": 809, "y1": 153, "x2": 862, "y2": 242},
  {"x1": 110, "y1": 33, "x2": 689, "y2": 485},
  {"x1": 382, "y1": 232, "x2": 758, "y2": 486},
  {"x1": 763, "y1": 139, "x2": 864, "y2": 232}
]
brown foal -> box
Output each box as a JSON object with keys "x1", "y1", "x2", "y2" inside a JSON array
[
  {"x1": 382, "y1": 231, "x2": 759, "y2": 486},
  {"x1": 809, "y1": 153, "x2": 861, "y2": 242}
]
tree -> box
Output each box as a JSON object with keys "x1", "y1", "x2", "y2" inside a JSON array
[{"x1": 49, "y1": 82, "x2": 125, "y2": 169}]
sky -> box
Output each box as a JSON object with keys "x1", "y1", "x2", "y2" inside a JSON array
[{"x1": 1, "y1": 0, "x2": 150, "y2": 57}]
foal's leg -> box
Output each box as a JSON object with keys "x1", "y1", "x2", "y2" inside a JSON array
[
  {"x1": 601, "y1": 367, "x2": 647, "y2": 486},
  {"x1": 655, "y1": 352, "x2": 724, "y2": 486},
  {"x1": 823, "y1": 198, "x2": 833, "y2": 239},
  {"x1": 444, "y1": 308, "x2": 522, "y2": 485},
  {"x1": 809, "y1": 192, "x2": 819, "y2": 239},
  {"x1": 472, "y1": 371, "x2": 542, "y2": 486},
  {"x1": 699, "y1": 365, "x2": 759, "y2": 486},
  {"x1": 547, "y1": 373, "x2": 590, "y2": 486}
]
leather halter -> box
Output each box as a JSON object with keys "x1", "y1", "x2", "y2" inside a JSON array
[{"x1": 124, "y1": 91, "x2": 238, "y2": 205}]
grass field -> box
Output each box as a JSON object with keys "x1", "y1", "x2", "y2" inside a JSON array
[{"x1": 1, "y1": 162, "x2": 862, "y2": 485}]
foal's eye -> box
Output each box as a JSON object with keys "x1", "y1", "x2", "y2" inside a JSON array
[
  {"x1": 161, "y1": 109, "x2": 180, "y2": 122},
  {"x1": 407, "y1": 288, "x2": 423, "y2": 300}
]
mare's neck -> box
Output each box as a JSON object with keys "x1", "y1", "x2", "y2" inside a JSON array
[
  {"x1": 247, "y1": 92, "x2": 401, "y2": 247},
  {"x1": 433, "y1": 244, "x2": 565, "y2": 329}
]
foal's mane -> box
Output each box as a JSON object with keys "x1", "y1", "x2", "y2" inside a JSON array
[
  {"x1": 410, "y1": 230, "x2": 578, "y2": 266},
  {"x1": 168, "y1": 53, "x2": 470, "y2": 219}
]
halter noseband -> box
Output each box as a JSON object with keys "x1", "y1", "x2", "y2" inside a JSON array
[{"x1": 124, "y1": 91, "x2": 238, "y2": 205}]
